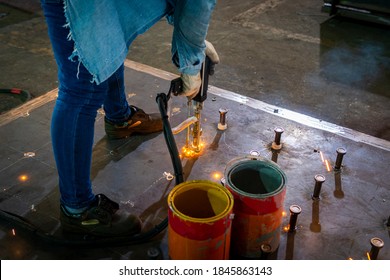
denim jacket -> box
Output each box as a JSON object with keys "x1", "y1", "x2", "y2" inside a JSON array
[{"x1": 59, "y1": 0, "x2": 216, "y2": 84}]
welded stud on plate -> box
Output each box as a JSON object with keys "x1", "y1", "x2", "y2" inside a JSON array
[
  {"x1": 217, "y1": 108, "x2": 228, "y2": 131},
  {"x1": 334, "y1": 147, "x2": 347, "y2": 170},
  {"x1": 369, "y1": 237, "x2": 384, "y2": 260},
  {"x1": 272, "y1": 127, "x2": 284, "y2": 150},
  {"x1": 312, "y1": 174, "x2": 326, "y2": 200},
  {"x1": 288, "y1": 205, "x2": 302, "y2": 232}
]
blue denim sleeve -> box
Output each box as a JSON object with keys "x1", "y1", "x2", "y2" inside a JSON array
[
  {"x1": 61, "y1": 0, "x2": 215, "y2": 84},
  {"x1": 63, "y1": 0, "x2": 170, "y2": 85},
  {"x1": 169, "y1": 0, "x2": 217, "y2": 75}
]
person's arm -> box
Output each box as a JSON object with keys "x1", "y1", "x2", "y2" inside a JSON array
[{"x1": 169, "y1": 0, "x2": 219, "y2": 98}]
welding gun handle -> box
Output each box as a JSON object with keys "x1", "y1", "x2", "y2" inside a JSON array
[
  {"x1": 192, "y1": 55, "x2": 214, "y2": 103},
  {"x1": 170, "y1": 55, "x2": 216, "y2": 101},
  {"x1": 170, "y1": 77, "x2": 183, "y2": 97}
]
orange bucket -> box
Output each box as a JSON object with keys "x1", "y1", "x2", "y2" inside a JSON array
[
  {"x1": 224, "y1": 156, "x2": 287, "y2": 258},
  {"x1": 167, "y1": 180, "x2": 234, "y2": 260}
]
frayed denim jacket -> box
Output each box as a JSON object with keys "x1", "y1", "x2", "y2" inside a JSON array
[{"x1": 43, "y1": 0, "x2": 216, "y2": 84}]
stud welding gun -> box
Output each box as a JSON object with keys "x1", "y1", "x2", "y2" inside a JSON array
[{"x1": 169, "y1": 56, "x2": 216, "y2": 155}]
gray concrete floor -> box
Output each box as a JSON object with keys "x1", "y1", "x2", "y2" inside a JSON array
[{"x1": 0, "y1": 0, "x2": 389, "y2": 260}]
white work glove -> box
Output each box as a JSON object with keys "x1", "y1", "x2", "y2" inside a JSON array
[
  {"x1": 205, "y1": 40, "x2": 220, "y2": 65},
  {"x1": 181, "y1": 40, "x2": 220, "y2": 100}
]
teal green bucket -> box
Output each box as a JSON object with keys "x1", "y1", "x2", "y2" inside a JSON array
[{"x1": 224, "y1": 156, "x2": 287, "y2": 258}]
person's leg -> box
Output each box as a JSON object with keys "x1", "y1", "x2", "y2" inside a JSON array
[
  {"x1": 101, "y1": 64, "x2": 131, "y2": 123},
  {"x1": 41, "y1": 0, "x2": 141, "y2": 236},
  {"x1": 42, "y1": 0, "x2": 100, "y2": 210},
  {"x1": 102, "y1": 64, "x2": 163, "y2": 139}
]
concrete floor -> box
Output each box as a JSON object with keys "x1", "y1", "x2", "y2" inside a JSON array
[{"x1": 0, "y1": 0, "x2": 389, "y2": 260}]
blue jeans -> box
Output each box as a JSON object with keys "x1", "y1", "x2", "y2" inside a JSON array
[{"x1": 42, "y1": 1, "x2": 132, "y2": 209}]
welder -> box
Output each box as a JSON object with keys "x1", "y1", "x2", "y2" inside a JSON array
[{"x1": 40, "y1": 0, "x2": 220, "y2": 237}]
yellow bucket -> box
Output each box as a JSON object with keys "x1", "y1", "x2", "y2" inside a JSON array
[{"x1": 167, "y1": 180, "x2": 234, "y2": 260}]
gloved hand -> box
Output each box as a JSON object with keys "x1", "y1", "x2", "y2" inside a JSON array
[
  {"x1": 181, "y1": 40, "x2": 220, "y2": 100},
  {"x1": 205, "y1": 40, "x2": 220, "y2": 65}
]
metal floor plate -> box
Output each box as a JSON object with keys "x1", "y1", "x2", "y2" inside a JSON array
[{"x1": 0, "y1": 62, "x2": 389, "y2": 260}]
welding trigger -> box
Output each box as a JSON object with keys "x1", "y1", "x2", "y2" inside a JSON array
[{"x1": 170, "y1": 77, "x2": 183, "y2": 97}]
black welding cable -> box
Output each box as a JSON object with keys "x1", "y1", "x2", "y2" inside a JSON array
[
  {"x1": 0, "y1": 91, "x2": 184, "y2": 247},
  {"x1": 156, "y1": 92, "x2": 185, "y2": 185},
  {"x1": 0, "y1": 208, "x2": 168, "y2": 246}
]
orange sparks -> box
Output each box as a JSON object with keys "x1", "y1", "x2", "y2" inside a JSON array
[
  {"x1": 18, "y1": 174, "x2": 28, "y2": 182},
  {"x1": 282, "y1": 211, "x2": 287, "y2": 217},
  {"x1": 283, "y1": 226, "x2": 289, "y2": 232},
  {"x1": 325, "y1": 159, "x2": 332, "y2": 172},
  {"x1": 367, "y1": 252, "x2": 371, "y2": 260},
  {"x1": 319, "y1": 151, "x2": 332, "y2": 172},
  {"x1": 181, "y1": 146, "x2": 194, "y2": 158},
  {"x1": 212, "y1": 172, "x2": 222, "y2": 180},
  {"x1": 320, "y1": 151, "x2": 325, "y2": 162},
  {"x1": 181, "y1": 143, "x2": 205, "y2": 158}
]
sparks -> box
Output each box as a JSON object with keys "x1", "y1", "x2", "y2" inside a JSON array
[
  {"x1": 319, "y1": 150, "x2": 332, "y2": 172},
  {"x1": 18, "y1": 174, "x2": 28, "y2": 182},
  {"x1": 181, "y1": 143, "x2": 205, "y2": 158},
  {"x1": 319, "y1": 151, "x2": 325, "y2": 162},
  {"x1": 325, "y1": 159, "x2": 332, "y2": 172},
  {"x1": 12, "y1": 229, "x2": 16, "y2": 236},
  {"x1": 367, "y1": 252, "x2": 371, "y2": 260},
  {"x1": 212, "y1": 172, "x2": 222, "y2": 180}
]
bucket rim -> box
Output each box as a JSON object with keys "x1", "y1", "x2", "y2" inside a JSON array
[
  {"x1": 168, "y1": 180, "x2": 234, "y2": 224},
  {"x1": 224, "y1": 156, "x2": 287, "y2": 198}
]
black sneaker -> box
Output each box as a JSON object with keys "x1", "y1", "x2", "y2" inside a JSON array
[
  {"x1": 60, "y1": 194, "x2": 142, "y2": 237},
  {"x1": 105, "y1": 106, "x2": 163, "y2": 139}
]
